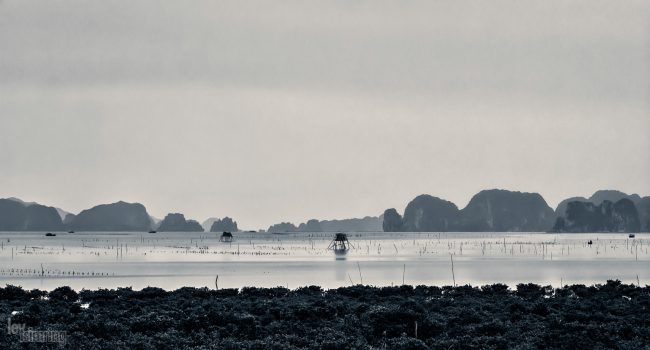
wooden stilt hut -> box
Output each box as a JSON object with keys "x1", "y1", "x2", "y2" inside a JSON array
[
  {"x1": 220, "y1": 231, "x2": 234, "y2": 242},
  {"x1": 328, "y1": 232, "x2": 351, "y2": 257}
]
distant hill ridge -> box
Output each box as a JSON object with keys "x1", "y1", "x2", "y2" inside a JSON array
[
  {"x1": 266, "y1": 216, "x2": 383, "y2": 233},
  {"x1": 7, "y1": 197, "x2": 70, "y2": 220},
  {"x1": 157, "y1": 213, "x2": 203, "y2": 232},
  {"x1": 1, "y1": 189, "x2": 648, "y2": 232},
  {"x1": 383, "y1": 189, "x2": 555, "y2": 232},
  {"x1": 553, "y1": 199, "x2": 641, "y2": 233},
  {"x1": 0, "y1": 198, "x2": 64, "y2": 231},
  {"x1": 552, "y1": 190, "x2": 649, "y2": 233},
  {"x1": 383, "y1": 189, "x2": 649, "y2": 233},
  {"x1": 69, "y1": 201, "x2": 152, "y2": 232}
]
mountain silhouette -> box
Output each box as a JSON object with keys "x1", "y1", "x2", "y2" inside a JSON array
[
  {"x1": 553, "y1": 199, "x2": 640, "y2": 233},
  {"x1": 68, "y1": 201, "x2": 152, "y2": 232},
  {"x1": 209, "y1": 217, "x2": 238, "y2": 232},
  {"x1": 0, "y1": 198, "x2": 64, "y2": 231},
  {"x1": 157, "y1": 213, "x2": 204, "y2": 232},
  {"x1": 384, "y1": 189, "x2": 556, "y2": 232},
  {"x1": 458, "y1": 190, "x2": 555, "y2": 232}
]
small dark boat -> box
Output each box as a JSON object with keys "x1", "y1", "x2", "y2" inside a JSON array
[
  {"x1": 587, "y1": 240, "x2": 593, "y2": 245},
  {"x1": 148, "y1": 230, "x2": 157, "y2": 234},
  {"x1": 68, "y1": 230, "x2": 75, "y2": 233},
  {"x1": 629, "y1": 234, "x2": 636, "y2": 238},
  {"x1": 220, "y1": 231, "x2": 234, "y2": 242},
  {"x1": 45, "y1": 232, "x2": 56, "y2": 237}
]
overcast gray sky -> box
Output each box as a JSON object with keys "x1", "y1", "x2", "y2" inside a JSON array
[{"x1": 1, "y1": 0, "x2": 649, "y2": 229}]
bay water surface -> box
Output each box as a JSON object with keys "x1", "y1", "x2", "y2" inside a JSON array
[{"x1": 0, "y1": 231, "x2": 648, "y2": 290}]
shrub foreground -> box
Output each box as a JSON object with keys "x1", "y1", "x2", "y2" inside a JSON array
[{"x1": 1, "y1": 281, "x2": 649, "y2": 349}]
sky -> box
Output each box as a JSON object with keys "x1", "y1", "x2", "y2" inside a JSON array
[{"x1": 1, "y1": 0, "x2": 649, "y2": 229}]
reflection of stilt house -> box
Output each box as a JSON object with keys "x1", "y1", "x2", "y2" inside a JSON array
[
  {"x1": 220, "y1": 231, "x2": 233, "y2": 242},
  {"x1": 328, "y1": 233, "x2": 351, "y2": 256}
]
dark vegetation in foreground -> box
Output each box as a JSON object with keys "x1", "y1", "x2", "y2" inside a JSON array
[{"x1": 1, "y1": 281, "x2": 649, "y2": 349}]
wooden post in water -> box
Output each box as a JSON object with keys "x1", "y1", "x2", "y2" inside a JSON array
[
  {"x1": 357, "y1": 262, "x2": 363, "y2": 285},
  {"x1": 450, "y1": 254, "x2": 456, "y2": 287}
]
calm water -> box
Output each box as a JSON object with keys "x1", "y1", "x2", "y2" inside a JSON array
[{"x1": 0, "y1": 231, "x2": 648, "y2": 291}]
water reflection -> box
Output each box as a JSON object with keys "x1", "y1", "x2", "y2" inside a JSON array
[{"x1": 335, "y1": 258, "x2": 346, "y2": 282}]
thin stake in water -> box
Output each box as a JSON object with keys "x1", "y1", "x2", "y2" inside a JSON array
[
  {"x1": 357, "y1": 262, "x2": 363, "y2": 285},
  {"x1": 450, "y1": 254, "x2": 456, "y2": 287}
]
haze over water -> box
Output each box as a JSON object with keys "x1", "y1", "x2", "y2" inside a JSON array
[{"x1": 1, "y1": 231, "x2": 648, "y2": 291}]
